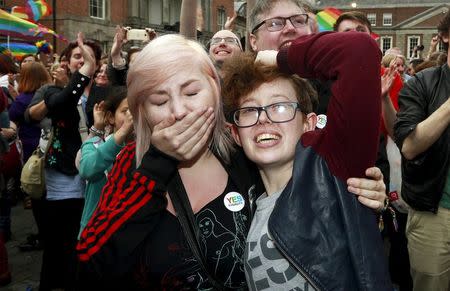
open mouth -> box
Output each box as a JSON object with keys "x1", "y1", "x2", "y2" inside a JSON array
[
  {"x1": 215, "y1": 49, "x2": 231, "y2": 56},
  {"x1": 279, "y1": 41, "x2": 292, "y2": 50},
  {"x1": 256, "y1": 133, "x2": 280, "y2": 144}
]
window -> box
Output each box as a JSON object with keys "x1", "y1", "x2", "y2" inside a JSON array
[
  {"x1": 407, "y1": 36, "x2": 420, "y2": 59},
  {"x1": 217, "y1": 7, "x2": 226, "y2": 31},
  {"x1": 367, "y1": 13, "x2": 376, "y2": 27},
  {"x1": 161, "y1": 0, "x2": 181, "y2": 25},
  {"x1": 201, "y1": 0, "x2": 211, "y2": 32},
  {"x1": 89, "y1": 0, "x2": 105, "y2": 19},
  {"x1": 380, "y1": 36, "x2": 393, "y2": 55},
  {"x1": 383, "y1": 13, "x2": 392, "y2": 26},
  {"x1": 0, "y1": 0, "x2": 4, "y2": 7}
]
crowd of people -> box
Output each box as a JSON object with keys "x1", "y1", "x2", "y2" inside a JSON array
[{"x1": 0, "y1": 0, "x2": 448, "y2": 290}]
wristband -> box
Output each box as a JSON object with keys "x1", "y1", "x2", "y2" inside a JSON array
[{"x1": 90, "y1": 125, "x2": 105, "y2": 137}]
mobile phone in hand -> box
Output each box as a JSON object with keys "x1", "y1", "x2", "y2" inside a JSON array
[{"x1": 126, "y1": 29, "x2": 149, "y2": 41}]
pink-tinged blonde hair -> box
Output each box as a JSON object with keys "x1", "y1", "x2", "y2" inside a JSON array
[{"x1": 127, "y1": 34, "x2": 234, "y2": 166}]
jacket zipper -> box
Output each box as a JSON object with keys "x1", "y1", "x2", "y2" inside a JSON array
[
  {"x1": 267, "y1": 228, "x2": 321, "y2": 291},
  {"x1": 248, "y1": 185, "x2": 256, "y2": 220}
]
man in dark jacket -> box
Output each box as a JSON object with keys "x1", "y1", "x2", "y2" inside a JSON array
[{"x1": 394, "y1": 12, "x2": 450, "y2": 291}]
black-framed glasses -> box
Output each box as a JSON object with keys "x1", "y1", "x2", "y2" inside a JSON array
[
  {"x1": 210, "y1": 37, "x2": 241, "y2": 46},
  {"x1": 251, "y1": 14, "x2": 309, "y2": 34},
  {"x1": 232, "y1": 102, "x2": 301, "y2": 128}
]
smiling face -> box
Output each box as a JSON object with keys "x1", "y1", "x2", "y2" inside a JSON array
[
  {"x1": 249, "y1": 1, "x2": 312, "y2": 51},
  {"x1": 95, "y1": 63, "x2": 109, "y2": 86},
  {"x1": 231, "y1": 78, "x2": 315, "y2": 170},
  {"x1": 144, "y1": 65, "x2": 218, "y2": 132},
  {"x1": 209, "y1": 30, "x2": 242, "y2": 64}
]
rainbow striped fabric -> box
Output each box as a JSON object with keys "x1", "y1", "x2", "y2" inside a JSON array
[
  {"x1": 0, "y1": 42, "x2": 38, "y2": 60},
  {"x1": 11, "y1": 0, "x2": 52, "y2": 22}
]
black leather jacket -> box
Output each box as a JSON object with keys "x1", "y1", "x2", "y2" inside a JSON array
[
  {"x1": 268, "y1": 144, "x2": 392, "y2": 290},
  {"x1": 394, "y1": 64, "x2": 450, "y2": 213}
]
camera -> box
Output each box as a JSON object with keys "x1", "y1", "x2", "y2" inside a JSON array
[{"x1": 416, "y1": 44, "x2": 424, "y2": 51}]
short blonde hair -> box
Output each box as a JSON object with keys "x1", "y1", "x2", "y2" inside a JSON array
[
  {"x1": 381, "y1": 53, "x2": 406, "y2": 68},
  {"x1": 127, "y1": 34, "x2": 234, "y2": 166}
]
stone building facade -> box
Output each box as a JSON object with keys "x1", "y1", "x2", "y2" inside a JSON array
[
  {"x1": 315, "y1": 0, "x2": 449, "y2": 58},
  {"x1": 2, "y1": 0, "x2": 236, "y2": 54}
]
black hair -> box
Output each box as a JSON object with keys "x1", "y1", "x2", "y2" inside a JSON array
[
  {"x1": 104, "y1": 86, "x2": 128, "y2": 116},
  {"x1": 63, "y1": 39, "x2": 103, "y2": 64}
]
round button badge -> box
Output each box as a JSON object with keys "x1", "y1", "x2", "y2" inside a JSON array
[{"x1": 223, "y1": 192, "x2": 245, "y2": 212}]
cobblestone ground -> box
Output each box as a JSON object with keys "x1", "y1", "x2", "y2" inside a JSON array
[{"x1": 3, "y1": 204, "x2": 42, "y2": 291}]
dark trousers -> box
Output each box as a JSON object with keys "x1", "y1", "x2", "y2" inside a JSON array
[
  {"x1": 39, "y1": 198, "x2": 84, "y2": 291},
  {"x1": 31, "y1": 197, "x2": 45, "y2": 243}
]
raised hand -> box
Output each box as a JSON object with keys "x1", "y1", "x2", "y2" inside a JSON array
[
  {"x1": 77, "y1": 32, "x2": 97, "y2": 77},
  {"x1": 114, "y1": 109, "x2": 134, "y2": 145},
  {"x1": 111, "y1": 25, "x2": 128, "y2": 59},
  {"x1": 224, "y1": 11, "x2": 237, "y2": 31},
  {"x1": 53, "y1": 66, "x2": 69, "y2": 87},
  {"x1": 151, "y1": 107, "x2": 215, "y2": 161},
  {"x1": 381, "y1": 60, "x2": 398, "y2": 98},
  {"x1": 93, "y1": 101, "x2": 106, "y2": 131}
]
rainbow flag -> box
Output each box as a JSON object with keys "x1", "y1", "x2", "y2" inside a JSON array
[
  {"x1": 0, "y1": 42, "x2": 38, "y2": 61},
  {"x1": 11, "y1": 0, "x2": 52, "y2": 22},
  {"x1": 0, "y1": 8, "x2": 38, "y2": 36},
  {"x1": 27, "y1": 0, "x2": 52, "y2": 22},
  {"x1": 0, "y1": 8, "x2": 59, "y2": 39},
  {"x1": 316, "y1": 7, "x2": 342, "y2": 32}
]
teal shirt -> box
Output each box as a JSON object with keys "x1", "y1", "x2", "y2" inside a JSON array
[
  {"x1": 439, "y1": 167, "x2": 450, "y2": 210},
  {"x1": 78, "y1": 135, "x2": 124, "y2": 238}
]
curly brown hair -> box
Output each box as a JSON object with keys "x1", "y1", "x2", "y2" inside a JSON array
[{"x1": 221, "y1": 52, "x2": 317, "y2": 120}]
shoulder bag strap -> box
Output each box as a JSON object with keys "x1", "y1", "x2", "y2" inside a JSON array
[{"x1": 168, "y1": 174, "x2": 231, "y2": 291}]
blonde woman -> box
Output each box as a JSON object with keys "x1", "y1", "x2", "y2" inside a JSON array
[{"x1": 77, "y1": 34, "x2": 387, "y2": 290}]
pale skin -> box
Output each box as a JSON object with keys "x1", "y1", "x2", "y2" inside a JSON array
[
  {"x1": 29, "y1": 32, "x2": 98, "y2": 122},
  {"x1": 145, "y1": 67, "x2": 223, "y2": 215},
  {"x1": 401, "y1": 30, "x2": 450, "y2": 160},
  {"x1": 209, "y1": 30, "x2": 242, "y2": 66},
  {"x1": 230, "y1": 77, "x2": 386, "y2": 210}
]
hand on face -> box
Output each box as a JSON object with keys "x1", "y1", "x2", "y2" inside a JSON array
[
  {"x1": 151, "y1": 107, "x2": 215, "y2": 161},
  {"x1": 118, "y1": 109, "x2": 134, "y2": 136},
  {"x1": 347, "y1": 166, "x2": 387, "y2": 211}
]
